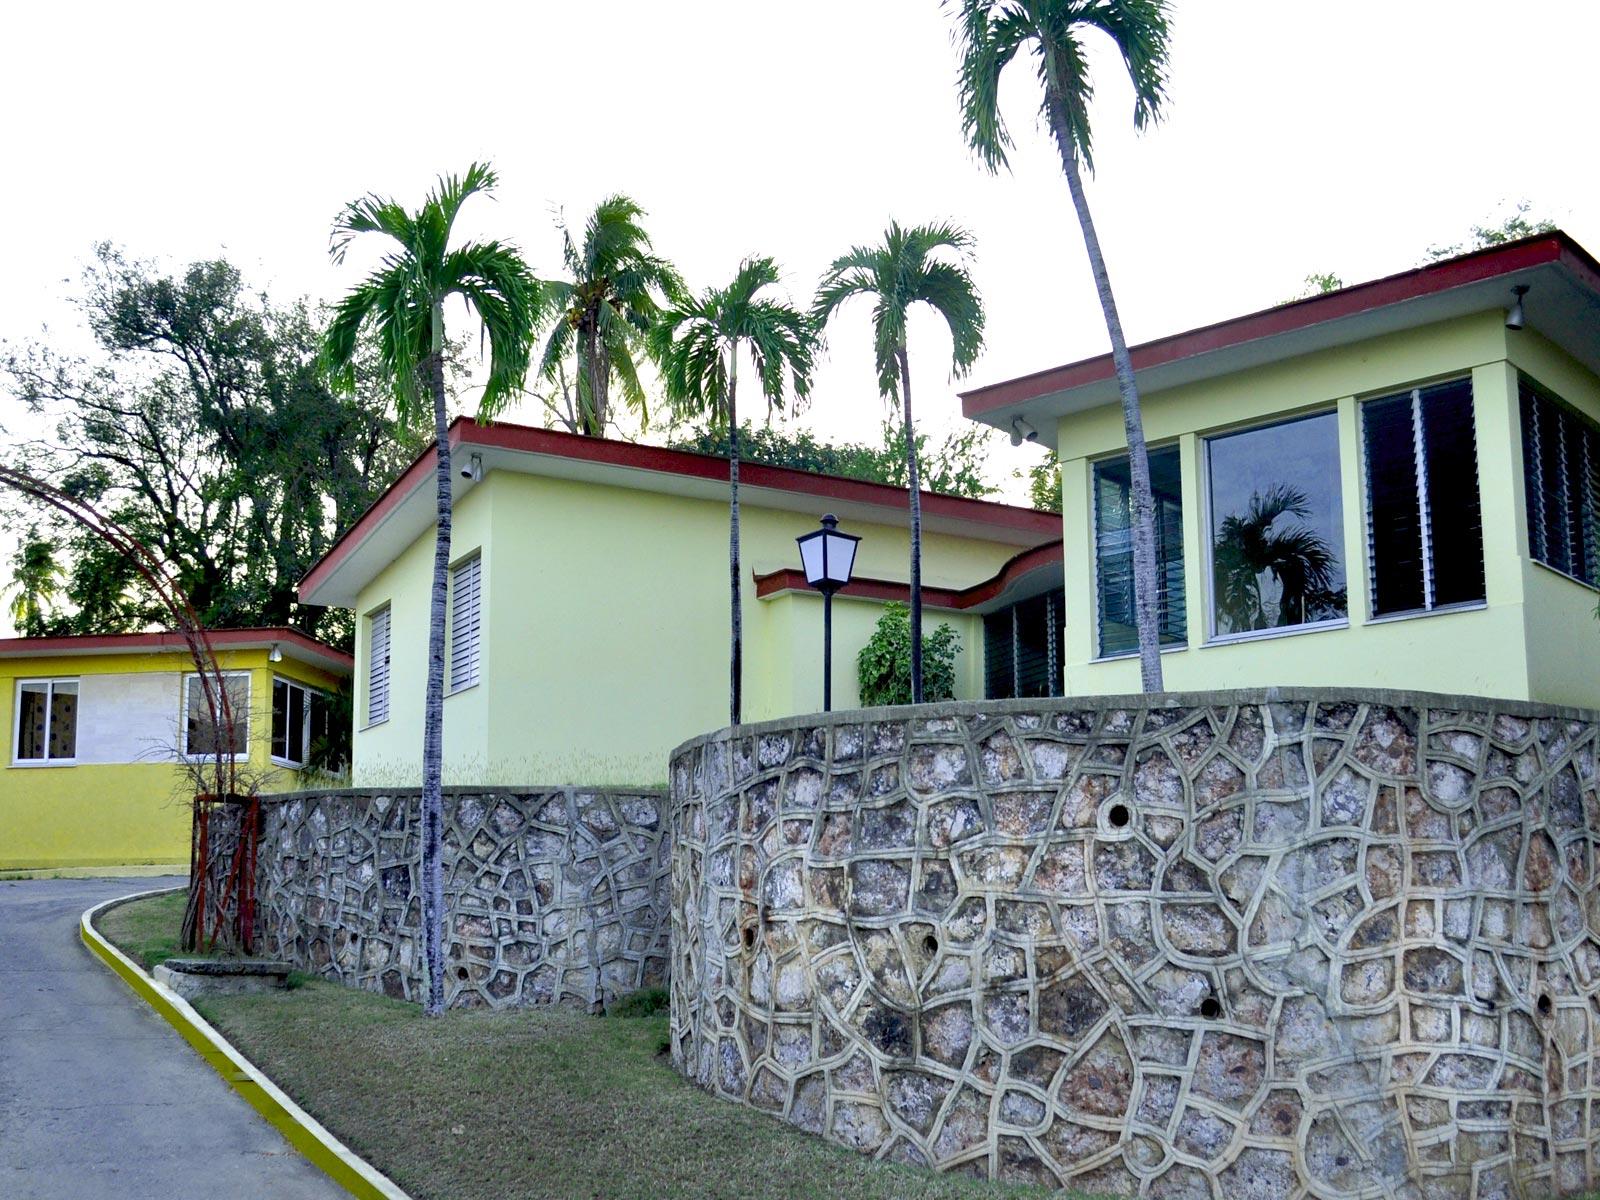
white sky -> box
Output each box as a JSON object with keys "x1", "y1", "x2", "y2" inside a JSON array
[{"x1": 3, "y1": 0, "x2": 1598, "y2": 630}]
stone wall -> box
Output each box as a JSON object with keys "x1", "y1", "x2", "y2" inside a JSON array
[
  {"x1": 234, "y1": 787, "x2": 669, "y2": 1009},
  {"x1": 668, "y1": 690, "x2": 1600, "y2": 1199}
]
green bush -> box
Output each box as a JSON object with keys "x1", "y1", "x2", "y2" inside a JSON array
[{"x1": 857, "y1": 602, "x2": 961, "y2": 707}]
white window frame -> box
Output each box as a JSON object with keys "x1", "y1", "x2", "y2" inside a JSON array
[
  {"x1": 11, "y1": 677, "x2": 80, "y2": 767},
  {"x1": 270, "y1": 675, "x2": 328, "y2": 768},
  {"x1": 366, "y1": 604, "x2": 391, "y2": 728},
  {"x1": 448, "y1": 553, "x2": 482, "y2": 695},
  {"x1": 180, "y1": 671, "x2": 251, "y2": 761}
]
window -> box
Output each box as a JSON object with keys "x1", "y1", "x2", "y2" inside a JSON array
[
  {"x1": 1093, "y1": 446, "x2": 1185, "y2": 657},
  {"x1": 182, "y1": 673, "x2": 249, "y2": 758},
  {"x1": 272, "y1": 677, "x2": 331, "y2": 767},
  {"x1": 984, "y1": 589, "x2": 1065, "y2": 699},
  {"x1": 1207, "y1": 412, "x2": 1347, "y2": 637},
  {"x1": 449, "y1": 555, "x2": 481, "y2": 691},
  {"x1": 1363, "y1": 378, "x2": 1484, "y2": 616},
  {"x1": 1521, "y1": 374, "x2": 1600, "y2": 588},
  {"x1": 367, "y1": 606, "x2": 391, "y2": 725},
  {"x1": 14, "y1": 679, "x2": 78, "y2": 762}
]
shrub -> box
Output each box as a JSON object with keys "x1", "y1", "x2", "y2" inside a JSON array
[{"x1": 856, "y1": 602, "x2": 961, "y2": 707}]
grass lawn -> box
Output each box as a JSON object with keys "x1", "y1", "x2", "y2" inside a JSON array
[
  {"x1": 97, "y1": 891, "x2": 1090, "y2": 1200},
  {"x1": 96, "y1": 886, "x2": 191, "y2": 969}
]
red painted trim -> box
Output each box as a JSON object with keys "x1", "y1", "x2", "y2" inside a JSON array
[
  {"x1": 0, "y1": 627, "x2": 353, "y2": 672},
  {"x1": 754, "y1": 540, "x2": 1065, "y2": 611},
  {"x1": 961, "y1": 233, "x2": 1600, "y2": 416},
  {"x1": 301, "y1": 419, "x2": 1060, "y2": 599}
]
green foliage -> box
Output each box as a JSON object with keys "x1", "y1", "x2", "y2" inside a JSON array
[
  {"x1": 1426, "y1": 201, "x2": 1556, "y2": 262},
  {"x1": 1286, "y1": 272, "x2": 1345, "y2": 302},
  {"x1": 1025, "y1": 451, "x2": 1062, "y2": 513},
  {"x1": 857, "y1": 603, "x2": 962, "y2": 707},
  {"x1": 4, "y1": 535, "x2": 66, "y2": 635},
  {"x1": 605, "y1": 987, "x2": 669, "y2": 1018},
  {"x1": 670, "y1": 413, "x2": 997, "y2": 500}
]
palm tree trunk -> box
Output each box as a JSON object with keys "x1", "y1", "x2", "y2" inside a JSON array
[
  {"x1": 1045, "y1": 71, "x2": 1164, "y2": 692},
  {"x1": 897, "y1": 346, "x2": 924, "y2": 704},
  {"x1": 727, "y1": 349, "x2": 742, "y2": 727},
  {"x1": 583, "y1": 313, "x2": 608, "y2": 436},
  {"x1": 421, "y1": 314, "x2": 452, "y2": 1017}
]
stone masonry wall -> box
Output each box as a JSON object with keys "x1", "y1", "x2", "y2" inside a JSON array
[
  {"x1": 240, "y1": 787, "x2": 669, "y2": 1009},
  {"x1": 669, "y1": 690, "x2": 1600, "y2": 1199}
]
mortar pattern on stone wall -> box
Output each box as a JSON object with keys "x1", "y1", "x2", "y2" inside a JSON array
[
  {"x1": 669, "y1": 697, "x2": 1600, "y2": 1199},
  {"x1": 249, "y1": 788, "x2": 669, "y2": 1009}
]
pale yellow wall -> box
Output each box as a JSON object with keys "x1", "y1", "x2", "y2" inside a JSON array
[
  {"x1": 1056, "y1": 311, "x2": 1584, "y2": 704},
  {"x1": 1, "y1": 648, "x2": 345, "y2": 870},
  {"x1": 352, "y1": 472, "x2": 1019, "y2": 786}
]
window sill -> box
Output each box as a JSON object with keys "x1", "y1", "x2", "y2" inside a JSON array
[
  {"x1": 1090, "y1": 643, "x2": 1190, "y2": 665},
  {"x1": 9, "y1": 759, "x2": 78, "y2": 768},
  {"x1": 271, "y1": 756, "x2": 307, "y2": 770},
  {"x1": 1365, "y1": 601, "x2": 1488, "y2": 626},
  {"x1": 447, "y1": 681, "x2": 480, "y2": 698},
  {"x1": 1204, "y1": 618, "x2": 1349, "y2": 648},
  {"x1": 360, "y1": 718, "x2": 390, "y2": 732},
  {"x1": 1530, "y1": 558, "x2": 1600, "y2": 595}
]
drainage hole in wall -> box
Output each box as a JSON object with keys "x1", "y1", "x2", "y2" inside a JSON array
[
  {"x1": 1198, "y1": 995, "x2": 1222, "y2": 1020},
  {"x1": 1108, "y1": 803, "x2": 1131, "y2": 828},
  {"x1": 456, "y1": 967, "x2": 469, "y2": 981},
  {"x1": 922, "y1": 934, "x2": 939, "y2": 957},
  {"x1": 1538, "y1": 993, "x2": 1553, "y2": 1016},
  {"x1": 743, "y1": 926, "x2": 756, "y2": 951}
]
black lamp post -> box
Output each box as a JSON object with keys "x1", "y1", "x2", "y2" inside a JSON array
[{"x1": 796, "y1": 513, "x2": 861, "y2": 712}]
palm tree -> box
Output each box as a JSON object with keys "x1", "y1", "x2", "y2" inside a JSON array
[
  {"x1": 1213, "y1": 484, "x2": 1339, "y2": 634},
  {"x1": 814, "y1": 221, "x2": 984, "y2": 703},
  {"x1": 649, "y1": 258, "x2": 816, "y2": 726},
  {"x1": 539, "y1": 194, "x2": 683, "y2": 437},
  {"x1": 6, "y1": 536, "x2": 64, "y2": 636},
  {"x1": 321, "y1": 163, "x2": 542, "y2": 1017},
  {"x1": 953, "y1": 0, "x2": 1174, "y2": 692}
]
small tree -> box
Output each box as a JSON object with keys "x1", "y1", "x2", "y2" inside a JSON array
[{"x1": 858, "y1": 602, "x2": 962, "y2": 707}]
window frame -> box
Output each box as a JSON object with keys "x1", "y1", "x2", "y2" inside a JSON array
[
  {"x1": 1089, "y1": 441, "x2": 1188, "y2": 662},
  {"x1": 270, "y1": 675, "x2": 329, "y2": 769},
  {"x1": 180, "y1": 671, "x2": 251, "y2": 761},
  {"x1": 1199, "y1": 408, "x2": 1350, "y2": 646},
  {"x1": 1520, "y1": 373, "x2": 1600, "y2": 594},
  {"x1": 11, "y1": 677, "x2": 80, "y2": 767},
  {"x1": 448, "y1": 552, "x2": 482, "y2": 695},
  {"x1": 365, "y1": 604, "x2": 392, "y2": 729}
]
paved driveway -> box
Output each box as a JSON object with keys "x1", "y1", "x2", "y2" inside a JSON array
[{"x1": 0, "y1": 877, "x2": 347, "y2": 1199}]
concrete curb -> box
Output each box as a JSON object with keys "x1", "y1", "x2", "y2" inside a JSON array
[{"x1": 80, "y1": 886, "x2": 413, "y2": 1200}]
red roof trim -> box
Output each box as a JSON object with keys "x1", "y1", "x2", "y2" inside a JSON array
[
  {"x1": 0, "y1": 627, "x2": 354, "y2": 672},
  {"x1": 754, "y1": 540, "x2": 1064, "y2": 611},
  {"x1": 961, "y1": 233, "x2": 1600, "y2": 417},
  {"x1": 301, "y1": 419, "x2": 1059, "y2": 599}
]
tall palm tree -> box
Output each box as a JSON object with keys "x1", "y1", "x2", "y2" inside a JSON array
[
  {"x1": 1213, "y1": 484, "x2": 1339, "y2": 634},
  {"x1": 649, "y1": 257, "x2": 816, "y2": 726},
  {"x1": 954, "y1": 0, "x2": 1174, "y2": 692},
  {"x1": 539, "y1": 194, "x2": 683, "y2": 437},
  {"x1": 6, "y1": 536, "x2": 65, "y2": 635},
  {"x1": 814, "y1": 221, "x2": 984, "y2": 703},
  {"x1": 321, "y1": 163, "x2": 542, "y2": 1017}
]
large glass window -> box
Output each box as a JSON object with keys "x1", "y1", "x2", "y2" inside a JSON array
[
  {"x1": 1093, "y1": 446, "x2": 1185, "y2": 657},
  {"x1": 272, "y1": 676, "x2": 330, "y2": 767},
  {"x1": 183, "y1": 673, "x2": 249, "y2": 758},
  {"x1": 14, "y1": 679, "x2": 78, "y2": 762},
  {"x1": 1363, "y1": 378, "x2": 1485, "y2": 616},
  {"x1": 984, "y1": 589, "x2": 1065, "y2": 699},
  {"x1": 1521, "y1": 374, "x2": 1600, "y2": 588},
  {"x1": 1207, "y1": 412, "x2": 1347, "y2": 636}
]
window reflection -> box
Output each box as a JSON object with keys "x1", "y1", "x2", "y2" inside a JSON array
[
  {"x1": 1093, "y1": 446, "x2": 1185, "y2": 657},
  {"x1": 1207, "y1": 412, "x2": 1346, "y2": 636}
]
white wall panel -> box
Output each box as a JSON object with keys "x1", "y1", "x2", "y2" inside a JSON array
[{"x1": 76, "y1": 671, "x2": 181, "y2": 764}]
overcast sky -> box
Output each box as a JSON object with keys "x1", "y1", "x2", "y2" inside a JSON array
[{"x1": 3, "y1": 0, "x2": 1598, "y2": 626}]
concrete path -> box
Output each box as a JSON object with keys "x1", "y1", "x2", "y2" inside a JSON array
[{"x1": 0, "y1": 877, "x2": 347, "y2": 1199}]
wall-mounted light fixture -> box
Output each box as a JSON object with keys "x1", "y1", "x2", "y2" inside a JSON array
[
  {"x1": 1010, "y1": 416, "x2": 1038, "y2": 447},
  {"x1": 268, "y1": 643, "x2": 283, "y2": 663},
  {"x1": 1506, "y1": 284, "x2": 1530, "y2": 331},
  {"x1": 460, "y1": 453, "x2": 484, "y2": 482}
]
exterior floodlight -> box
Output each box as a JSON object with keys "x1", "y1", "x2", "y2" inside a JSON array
[
  {"x1": 268, "y1": 643, "x2": 283, "y2": 663},
  {"x1": 795, "y1": 514, "x2": 861, "y2": 712},
  {"x1": 1506, "y1": 284, "x2": 1529, "y2": 331},
  {"x1": 461, "y1": 452, "x2": 484, "y2": 482},
  {"x1": 1010, "y1": 416, "x2": 1038, "y2": 447}
]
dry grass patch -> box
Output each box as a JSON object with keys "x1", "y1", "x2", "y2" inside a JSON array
[{"x1": 96, "y1": 887, "x2": 190, "y2": 969}]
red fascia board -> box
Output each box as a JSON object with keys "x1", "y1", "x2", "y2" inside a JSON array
[
  {"x1": 301, "y1": 419, "x2": 1059, "y2": 599},
  {"x1": 961, "y1": 234, "x2": 1593, "y2": 417},
  {"x1": 0, "y1": 627, "x2": 354, "y2": 672},
  {"x1": 754, "y1": 540, "x2": 1064, "y2": 611}
]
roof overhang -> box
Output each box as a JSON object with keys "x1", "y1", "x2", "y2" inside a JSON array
[
  {"x1": 0, "y1": 627, "x2": 353, "y2": 676},
  {"x1": 301, "y1": 421, "x2": 1061, "y2": 609},
  {"x1": 962, "y1": 232, "x2": 1600, "y2": 450},
  {"x1": 754, "y1": 540, "x2": 1064, "y2": 616}
]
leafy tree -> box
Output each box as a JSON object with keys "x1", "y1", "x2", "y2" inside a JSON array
[
  {"x1": 1212, "y1": 484, "x2": 1342, "y2": 634},
  {"x1": 650, "y1": 257, "x2": 817, "y2": 726},
  {"x1": 5, "y1": 536, "x2": 66, "y2": 636},
  {"x1": 955, "y1": 0, "x2": 1174, "y2": 692},
  {"x1": 2, "y1": 246, "x2": 422, "y2": 647},
  {"x1": 815, "y1": 221, "x2": 985, "y2": 703},
  {"x1": 1427, "y1": 201, "x2": 1556, "y2": 262},
  {"x1": 1025, "y1": 450, "x2": 1062, "y2": 513},
  {"x1": 669, "y1": 413, "x2": 998, "y2": 500},
  {"x1": 322, "y1": 163, "x2": 543, "y2": 1017},
  {"x1": 538, "y1": 195, "x2": 683, "y2": 436},
  {"x1": 857, "y1": 602, "x2": 961, "y2": 707}
]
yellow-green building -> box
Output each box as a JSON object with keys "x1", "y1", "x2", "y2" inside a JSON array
[
  {"x1": 962, "y1": 231, "x2": 1600, "y2": 710},
  {"x1": 299, "y1": 426, "x2": 1062, "y2": 786},
  {"x1": 1, "y1": 629, "x2": 351, "y2": 871}
]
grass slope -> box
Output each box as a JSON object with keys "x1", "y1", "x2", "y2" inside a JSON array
[{"x1": 96, "y1": 887, "x2": 190, "y2": 969}]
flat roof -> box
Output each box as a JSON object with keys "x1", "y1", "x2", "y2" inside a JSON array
[
  {"x1": 962, "y1": 232, "x2": 1600, "y2": 448},
  {"x1": 0, "y1": 627, "x2": 353, "y2": 676},
  {"x1": 301, "y1": 419, "x2": 1061, "y2": 609}
]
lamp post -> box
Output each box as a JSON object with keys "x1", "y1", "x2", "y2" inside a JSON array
[{"x1": 796, "y1": 513, "x2": 860, "y2": 712}]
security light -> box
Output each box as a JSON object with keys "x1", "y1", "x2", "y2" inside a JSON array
[
  {"x1": 1506, "y1": 285, "x2": 1529, "y2": 331},
  {"x1": 460, "y1": 453, "x2": 484, "y2": 482},
  {"x1": 268, "y1": 643, "x2": 283, "y2": 663},
  {"x1": 1010, "y1": 416, "x2": 1038, "y2": 447}
]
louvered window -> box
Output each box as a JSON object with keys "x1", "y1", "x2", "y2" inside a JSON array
[
  {"x1": 1522, "y1": 375, "x2": 1600, "y2": 588},
  {"x1": 367, "y1": 606, "x2": 391, "y2": 725},
  {"x1": 449, "y1": 555, "x2": 482, "y2": 691},
  {"x1": 984, "y1": 589, "x2": 1064, "y2": 699},
  {"x1": 1363, "y1": 378, "x2": 1485, "y2": 616},
  {"x1": 1093, "y1": 446, "x2": 1185, "y2": 657}
]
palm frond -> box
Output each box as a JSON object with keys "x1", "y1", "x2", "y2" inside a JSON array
[
  {"x1": 440, "y1": 240, "x2": 543, "y2": 416},
  {"x1": 1079, "y1": 0, "x2": 1173, "y2": 131},
  {"x1": 950, "y1": 0, "x2": 1032, "y2": 172}
]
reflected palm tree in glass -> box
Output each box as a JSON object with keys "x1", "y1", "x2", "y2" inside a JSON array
[{"x1": 1213, "y1": 484, "x2": 1345, "y2": 633}]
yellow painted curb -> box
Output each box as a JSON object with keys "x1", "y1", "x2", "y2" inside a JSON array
[{"x1": 81, "y1": 887, "x2": 413, "y2": 1200}]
